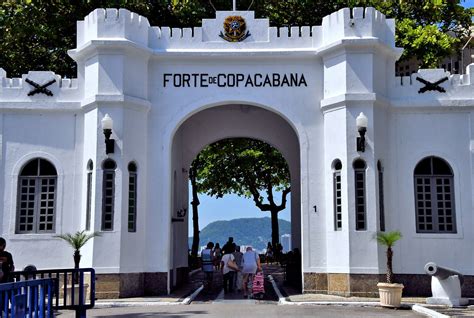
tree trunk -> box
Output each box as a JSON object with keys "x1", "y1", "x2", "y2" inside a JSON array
[
  {"x1": 270, "y1": 210, "x2": 279, "y2": 247},
  {"x1": 73, "y1": 250, "x2": 81, "y2": 284},
  {"x1": 190, "y1": 163, "x2": 200, "y2": 258},
  {"x1": 386, "y1": 247, "x2": 393, "y2": 283},
  {"x1": 73, "y1": 250, "x2": 81, "y2": 269},
  {"x1": 249, "y1": 185, "x2": 290, "y2": 248}
]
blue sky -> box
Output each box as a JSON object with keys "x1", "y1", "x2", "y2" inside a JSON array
[
  {"x1": 188, "y1": 0, "x2": 473, "y2": 236},
  {"x1": 188, "y1": 191, "x2": 291, "y2": 236},
  {"x1": 463, "y1": 0, "x2": 474, "y2": 8}
]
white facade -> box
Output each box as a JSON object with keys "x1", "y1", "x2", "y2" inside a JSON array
[{"x1": 0, "y1": 7, "x2": 473, "y2": 297}]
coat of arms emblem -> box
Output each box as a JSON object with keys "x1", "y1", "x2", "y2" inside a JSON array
[{"x1": 219, "y1": 16, "x2": 251, "y2": 42}]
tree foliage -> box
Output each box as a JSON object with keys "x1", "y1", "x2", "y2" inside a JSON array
[
  {"x1": 193, "y1": 138, "x2": 290, "y2": 245},
  {"x1": 0, "y1": 0, "x2": 472, "y2": 77},
  {"x1": 376, "y1": 230, "x2": 402, "y2": 248},
  {"x1": 195, "y1": 138, "x2": 290, "y2": 201},
  {"x1": 55, "y1": 230, "x2": 101, "y2": 269},
  {"x1": 0, "y1": 0, "x2": 175, "y2": 77},
  {"x1": 381, "y1": 0, "x2": 472, "y2": 68}
]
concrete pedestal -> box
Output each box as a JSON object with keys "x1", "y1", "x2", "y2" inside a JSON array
[{"x1": 426, "y1": 276, "x2": 468, "y2": 307}]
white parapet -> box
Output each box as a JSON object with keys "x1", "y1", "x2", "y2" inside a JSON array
[
  {"x1": 77, "y1": 8, "x2": 150, "y2": 48},
  {"x1": 0, "y1": 70, "x2": 80, "y2": 103},
  {"x1": 321, "y1": 7, "x2": 396, "y2": 48}
]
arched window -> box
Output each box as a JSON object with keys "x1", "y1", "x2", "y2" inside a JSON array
[
  {"x1": 102, "y1": 159, "x2": 116, "y2": 231},
  {"x1": 377, "y1": 161, "x2": 385, "y2": 232},
  {"x1": 353, "y1": 159, "x2": 366, "y2": 231},
  {"x1": 332, "y1": 159, "x2": 343, "y2": 231},
  {"x1": 16, "y1": 158, "x2": 57, "y2": 233},
  {"x1": 85, "y1": 160, "x2": 93, "y2": 231},
  {"x1": 414, "y1": 156, "x2": 456, "y2": 233},
  {"x1": 128, "y1": 162, "x2": 137, "y2": 232}
]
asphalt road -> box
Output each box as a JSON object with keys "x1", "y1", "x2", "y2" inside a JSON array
[{"x1": 57, "y1": 303, "x2": 425, "y2": 317}]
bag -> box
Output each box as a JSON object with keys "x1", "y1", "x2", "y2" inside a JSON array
[
  {"x1": 252, "y1": 271, "x2": 265, "y2": 294},
  {"x1": 227, "y1": 259, "x2": 239, "y2": 271}
]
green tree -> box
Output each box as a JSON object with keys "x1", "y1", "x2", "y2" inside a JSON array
[
  {"x1": 379, "y1": 0, "x2": 472, "y2": 68},
  {"x1": 1, "y1": 0, "x2": 471, "y2": 77},
  {"x1": 376, "y1": 231, "x2": 402, "y2": 284},
  {"x1": 0, "y1": 0, "x2": 175, "y2": 77},
  {"x1": 195, "y1": 138, "x2": 291, "y2": 246}
]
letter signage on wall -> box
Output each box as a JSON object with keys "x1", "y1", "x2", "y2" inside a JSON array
[{"x1": 163, "y1": 73, "x2": 308, "y2": 88}]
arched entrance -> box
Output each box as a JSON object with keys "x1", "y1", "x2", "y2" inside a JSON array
[{"x1": 169, "y1": 104, "x2": 301, "y2": 290}]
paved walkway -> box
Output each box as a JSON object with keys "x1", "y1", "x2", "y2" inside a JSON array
[
  {"x1": 59, "y1": 264, "x2": 474, "y2": 317},
  {"x1": 57, "y1": 303, "x2": 425, "y2": 317},
  {"x1": 267, "y1": 263, "x2": 474, "y2": 317}
]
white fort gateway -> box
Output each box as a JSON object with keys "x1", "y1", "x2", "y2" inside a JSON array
[{"x1": 0, "y1": 6, "x2": 473, "y2": 298}]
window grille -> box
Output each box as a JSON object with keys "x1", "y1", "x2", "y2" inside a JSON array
[
  {"x1": 128, "y1": 162, "x2": 137, "y2": 232},
  {"x1": 86, "y1": 160, "x2": 93, "y2": 231},
  {"x1": 333, "y1": 160, "x2": 342, "y2": 231},
  {"x1": 101, "y1": 159, "x2": 116, "y2": 231},
  {"x1": 353, "y1": 159, "x2": 366, "y2": 231},
  {"x1": 414, "y1": 156, "x2": 456, "y2": 233},
  {"x1": 17, "y1": 158, "x2": 57, "y2": 233},
  {"x1": 378, "y1": 161, "x2": 385, "y2": 232}
]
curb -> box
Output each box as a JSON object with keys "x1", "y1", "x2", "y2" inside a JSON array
[
  {"x1": 269, "y1": 275, "x2": 376, "y2": 306},
  {"x1": 182, "y1": 284, "x2": 204, "y2": 305},
  {"x1": 189, "y1": 268, "x2": 201, "y2": 277},
  {"x1": 412, "y1": 304, "x2": 450, "y2": 318},
  {"x1": 95, "y1": 301, "x2": 182, "y2": 308},
  {"x1": 268, "y1": 275, "x2": 289, "y2": 305},
  {"x1": 267, "y1": 275, "x2": 425, "y2": 311},
  {"x1": 95, "y1": 284, "x2": 204, "y2": 308}
]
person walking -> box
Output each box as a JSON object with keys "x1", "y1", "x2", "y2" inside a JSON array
[
  {"x1": 232, "y1": 244, "x2": 243, "y2": 292},
  {"x1": 213, "y1": 243, "x2": 222, "y2": 270},
  {"x1": 241, "y1": 246, "x2": 261, "y2": 298},
  {"x1": 201, "y1": 242, "x2": 215, "y2": 292},
  {"x1": 265, "y1": 242, "x2": 273, "y2": 264},
  {"x1": 221, "y1": 245, "x2": 237, "y2": 294},
  {"x1": 222, "y1": 237, "x2": 234, "y2": 255}
]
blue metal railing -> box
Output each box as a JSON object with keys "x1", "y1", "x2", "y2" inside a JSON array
[
  {"x1": 12, "y1": 268, "x2": 95, "y2": 318},
  {"x1": 0, "y1": 278, "x2": 54, "y2": 318}
]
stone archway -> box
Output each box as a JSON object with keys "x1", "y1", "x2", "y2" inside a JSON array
[{"x1": 169, "y1": 104, "x2": 301, "y2": 290}]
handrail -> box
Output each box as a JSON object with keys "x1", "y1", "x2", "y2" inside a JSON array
[
  {"x1": 0, "y1": 278, "x2": 54, "y2": 318},
  {"x1": 11, "y1": 268, "x2": 95, "y2": 318}
]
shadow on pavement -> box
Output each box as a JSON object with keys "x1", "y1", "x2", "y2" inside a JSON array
[{"x1": 193, "y1": 265, "x2": 279, "y2": 303}]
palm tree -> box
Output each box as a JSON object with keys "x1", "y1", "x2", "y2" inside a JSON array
[
  {"x1": 55, "y1": 231, "x2": 101, "y2": 269},
  {"x1": 376, "y1": 231, "x2": 402, "y2": 284}
]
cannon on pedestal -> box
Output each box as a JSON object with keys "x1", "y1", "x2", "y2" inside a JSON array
[{"x1": 424, "y1": 262, "x2": 468, "y2": 307}]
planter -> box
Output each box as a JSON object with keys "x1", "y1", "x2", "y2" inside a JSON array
[
  {"x1": 62, "y1": 283, "x2": 89, "y2": 305},
  {"x1": 377, "y1": 282, "x2": 404, "y2": 308}
]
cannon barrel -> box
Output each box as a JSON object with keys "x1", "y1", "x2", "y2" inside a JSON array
[{"x1": 424, "y1": 262, "x2": 464, "y2": 285}]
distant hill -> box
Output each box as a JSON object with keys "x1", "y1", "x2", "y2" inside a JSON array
[{"x1": 189, "y1": 217, "x2": 291, "y2": 252}]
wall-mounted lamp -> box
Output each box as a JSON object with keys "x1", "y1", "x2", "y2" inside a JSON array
[
  {"x1": 356, "y1": 112, "x2": 368, "y2": 152},
  {"x1": 101, "y1": 114, "x2": 115, "y2": 154},
  {"x1": 177, "y1": 208, "x2": 187, "y2": 218}
]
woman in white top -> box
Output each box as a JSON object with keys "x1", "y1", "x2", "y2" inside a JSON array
[
  {"x1": 241, "y1": 246, "x2": 261, "y2": 297},
  {"x1": 221, "y1": 246, "x2": 237, "y2": 293}
]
